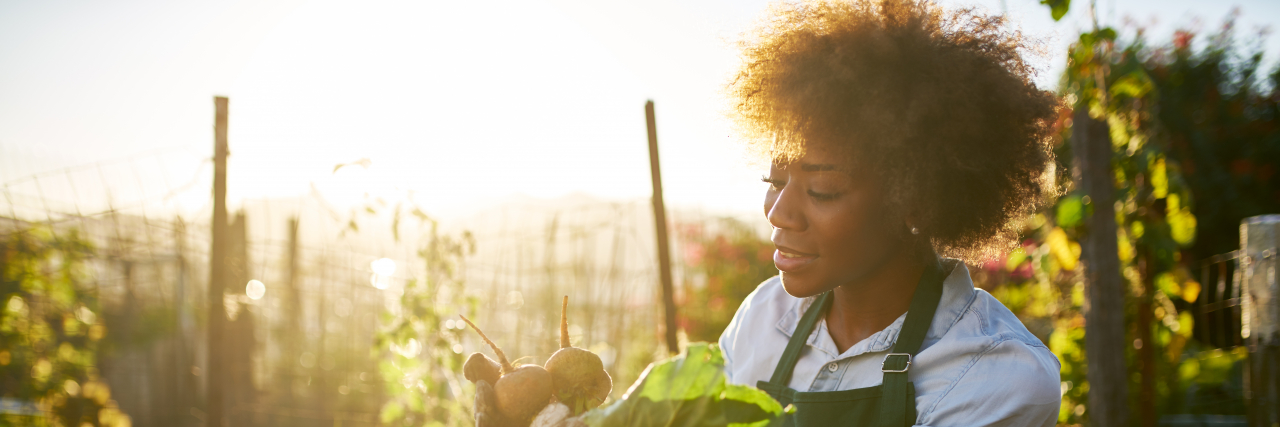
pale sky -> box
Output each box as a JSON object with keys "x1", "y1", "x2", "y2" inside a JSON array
[{"x1": 1, "y1": 0, "x2": 1277, "y2": 221}]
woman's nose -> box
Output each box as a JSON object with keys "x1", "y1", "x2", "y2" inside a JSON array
[{"x1": 765, "y1": 186, "x2": 806, "y2": 231}]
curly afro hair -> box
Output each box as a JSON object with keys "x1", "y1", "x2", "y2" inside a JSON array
[{"x1": 728, "y1": 0, "x2": 1060, "y2": 262}]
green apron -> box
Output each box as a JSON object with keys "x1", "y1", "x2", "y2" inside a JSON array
[{"x1": 756, "y1": 255, "x2": 946, "y2": 427}]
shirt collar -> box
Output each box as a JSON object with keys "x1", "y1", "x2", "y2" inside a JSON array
[{"x1": 773, "y1": 259, "x2": 977, "y2": 359}]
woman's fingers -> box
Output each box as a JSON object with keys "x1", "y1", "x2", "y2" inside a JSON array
[
  {"x1": 530, "y1": 403, "x2": 571, "y2": 427},
  {"x1": 475, "y1": 380, "x2": 506, "y2": 427}
]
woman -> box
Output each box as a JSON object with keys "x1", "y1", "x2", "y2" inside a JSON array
[{"x1": 718, "y1": 0, "x2": 1063, "y2": 426}]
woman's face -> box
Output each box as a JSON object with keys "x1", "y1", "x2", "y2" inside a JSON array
[{"x1": 763, "y1": 148, "x2": 905, "y2": 298}]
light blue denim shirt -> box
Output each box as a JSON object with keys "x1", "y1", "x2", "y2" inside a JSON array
[{"x1": 719, "y1": 260, "x2": 1061, "y2": 427}]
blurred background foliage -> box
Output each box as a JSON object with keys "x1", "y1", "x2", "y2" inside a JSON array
[
  {"x1": 1, "y1": 229, "x2": 131, "y2": 427},
  {"x1": 1, "y1": 8, "x2": 1278, "y2": 427},
  {"x1": 373, "y1": 211, "x2": 477, "y2": 427},
  {"x1": 675, "y1": 218, "x2": 776, "y2": 343},
  {"x1": 1046, "y1": 12, "x2": 1276, "y2": 424}
]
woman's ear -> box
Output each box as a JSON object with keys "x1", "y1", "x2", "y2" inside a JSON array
[{"x1": 902, "y1": 213, "x2": 920, "y2": 236}]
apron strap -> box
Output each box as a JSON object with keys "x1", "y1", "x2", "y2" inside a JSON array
[
  {"x1": 767, "y1": 291, "x2": 834, "y2": 386},
  {"x1": 878, "y1": 253, "x2": 946, "y2": 427}
]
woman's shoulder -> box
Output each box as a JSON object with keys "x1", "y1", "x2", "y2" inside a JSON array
[
  {"x1": 914, "y1": 286, "x2": 1061, "y2": 425},
  {"x1": 957, "y1": 289, "x2": 1058, "y2": 358},
  {"x1": 926, "y1": 284, "x2": 1059, "y2": 376},
  {"x1": 925, "y1": 262, "x2": 1054, "y2": 354}
]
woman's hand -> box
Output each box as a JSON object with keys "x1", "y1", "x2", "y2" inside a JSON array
[
  {"x1": 473, "y1": 380, "x2": 584, "y2": 427},
  {"x1": 473, "y1": 379, "x2": 509, "y2": 427}
]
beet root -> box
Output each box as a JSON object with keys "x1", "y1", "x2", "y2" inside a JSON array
[
  {"x1": 545, "y1": 296, "x2": 613, "y2": 415},
  {"x1": 464, "y1": 352, "x2": 501, "y2": 386},
  {"x1": 494, "y1": 364, "x2": 554, "y2": 422},
  {"x1": 545, "y1": 347, "x2": 612, "y2": 414},
  {"x1": 459, "y1": 315, "x2": 555, "y2": 423}
]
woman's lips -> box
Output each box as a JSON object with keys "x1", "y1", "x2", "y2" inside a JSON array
[{"x1": 773, "y1": 247, "x2": 818, "y2": 272}]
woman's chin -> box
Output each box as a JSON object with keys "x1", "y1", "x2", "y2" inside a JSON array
[{"x1": 778, "y1": 273, "x2": 827, "y2": 298}]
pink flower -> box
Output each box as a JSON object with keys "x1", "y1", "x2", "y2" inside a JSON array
[{"x1": 683, "y1": 243, "x2": 705, "y2": 266}]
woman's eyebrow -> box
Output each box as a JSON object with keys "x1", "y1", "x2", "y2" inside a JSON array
[{"x1": 799, "y1": 163, "x2": 837, "y2": 172}]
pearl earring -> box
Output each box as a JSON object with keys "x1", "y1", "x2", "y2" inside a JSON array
[{"x1": 910, "y1": 226, "x2": 919, "y2": 235}]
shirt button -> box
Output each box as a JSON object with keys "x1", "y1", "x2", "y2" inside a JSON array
[{"x1": 827, "y1": 362, "x2": 839, "y2": 372}]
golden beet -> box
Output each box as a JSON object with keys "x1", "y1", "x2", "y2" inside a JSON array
[
  {"x1": 459, "y1": 315, "x2": 555, "y2": 422},
  {"x1": 463, "y1": 352, "x2": 501, "y2": 386},
  {"x1": 495, "y1": 365, "x2": 554, "y2": 422},
  {"x1": 544, "y1": 296, "x2": 613, "y2": 415}
]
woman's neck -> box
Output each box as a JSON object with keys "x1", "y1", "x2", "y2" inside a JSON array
[{"x1": 823, "y1": 249, "x2": 926, "y2": 354}]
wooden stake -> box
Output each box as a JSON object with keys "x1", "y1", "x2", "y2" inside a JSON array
[
  {"x1": 645, "y1": 100, "x2": 679, "y2": 355},
  {"x1": 1072, "y1": 109, "x2": 1129, "y2": 427},
  {"x1": 173, "y1": 218, "x2": 188, "y2": 425},
  {"x1": 283, "y1": 217, "x2": 301, "y2": 406},
  {"x1": 1242, "y1": 215, "x2": 1280, "y2": 425},
  {"x1": 206, "y1": 96, "x2": 229, "y2": 427}
]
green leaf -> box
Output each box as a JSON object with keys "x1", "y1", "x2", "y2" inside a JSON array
[
  {"x1": 1156, "y1": 272, "x2": 1181, "y2": 299},
  {"x1": 721, "y1": 384, "x2": 784, "y2": 427},
  {"x1": 581, "y1": 343, "x2": 783, "y2": 427},
  {"x1": 1177, "y1": 311, "x2": 1195, "y2": 338},
  {"x1": 1168, "y1": 204, "x2": 1197, "y2": 246},
  {"x1": 1005, "y1": 247, "x2": 1028, "y2": 271},
  {"x1": 391, "y1": 204, "x2": 402, "y2": 242},
  {"x1": 380, "y1": 400, "x2": 405, "y2": 423},
  {"x1": 1078, "y1": 34, "x2": 1093, "y2": 50},
  {"x1": 1056, "y1": 195, "x2": 1084, "y2": 228},
  {"x1": 1110, "y1": 71, "x2": 1155, "y2": 101},
  {"x1": 633, "y1": 344, "x2": 726, "y2": 401},
  {"x1": 1150, "y1": 157, "x2": 1168, "y2": 198},
  {"x1": 1040, "y1": 0, "x2": 1071, "y2": 21}
]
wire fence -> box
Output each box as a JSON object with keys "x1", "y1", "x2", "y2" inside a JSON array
[
  {"x1": 1196, "y1": 251, "x2": 1245, "y2": 350},
  {"x1": 0, "y1": 147, "x2": 761, "y2": 426}
]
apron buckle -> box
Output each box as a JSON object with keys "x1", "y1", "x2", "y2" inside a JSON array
[{"x1": 881, "y1": 353, "x2": 912, "y2": 373}]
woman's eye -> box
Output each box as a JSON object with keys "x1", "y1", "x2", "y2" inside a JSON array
[
  {"x1": 761, "y1": 176, "x2": 784, "y2": 191},
  {"x1": 807, "y1": 190, "x2": 838, "y2": 201}
]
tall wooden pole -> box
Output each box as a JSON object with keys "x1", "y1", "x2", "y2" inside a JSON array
[
  {"x1": 645, "y1": 100, "x2": 679, "y2": 355},
  {"x1": 283, "y1": 217, "x2": 301, "y2": 410},
  {"x1": 207, "y1": 96, "x2": 229, "y2": 427},
  {"x1": 1243, "y1": 215, "x2": 1280, "y2": 426},
  {"x1": 225, "y1": 211, "x2": 251, "y2": 424},
  {"x1": 173, "y1": 218, "x2": 188, "y2": 426},
  {"x1": 1072, "y1": 109, "x2": 1129, "y2": 427}
]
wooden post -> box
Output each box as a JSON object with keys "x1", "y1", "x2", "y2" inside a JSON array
[
  {"x1": 173, "y1": 218, "x2": 188, "y2": 425},
  {"x1": 316, "y1": 265, "x2": 329, "y2": 423},
  {"x1": 284, "y1": 217, "x2": 301, "y2": 409},
  {"x1": 1243, "y1": 215, "x2": 1280, "y2": 426},
  {"x1": 645, "y1": 100, "x2": 679, "y2": 355},
  {"x1": 226, "y1": 211, "x2": 253, "y2": 424},
  {"x1": 207, "y1": 96, "x2": 229, "y2": 427},
  {"x1": 1071, "y1": 109, "x2": 1129, "y2": 427}
]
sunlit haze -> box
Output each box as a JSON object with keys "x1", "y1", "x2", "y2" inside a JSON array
[
  {"x1": 3, "y1": 1, "x2": 1277, "y2": 425},
  {"x1": 2, "y1": 0, "x2": 1277, "y2": 220}
]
